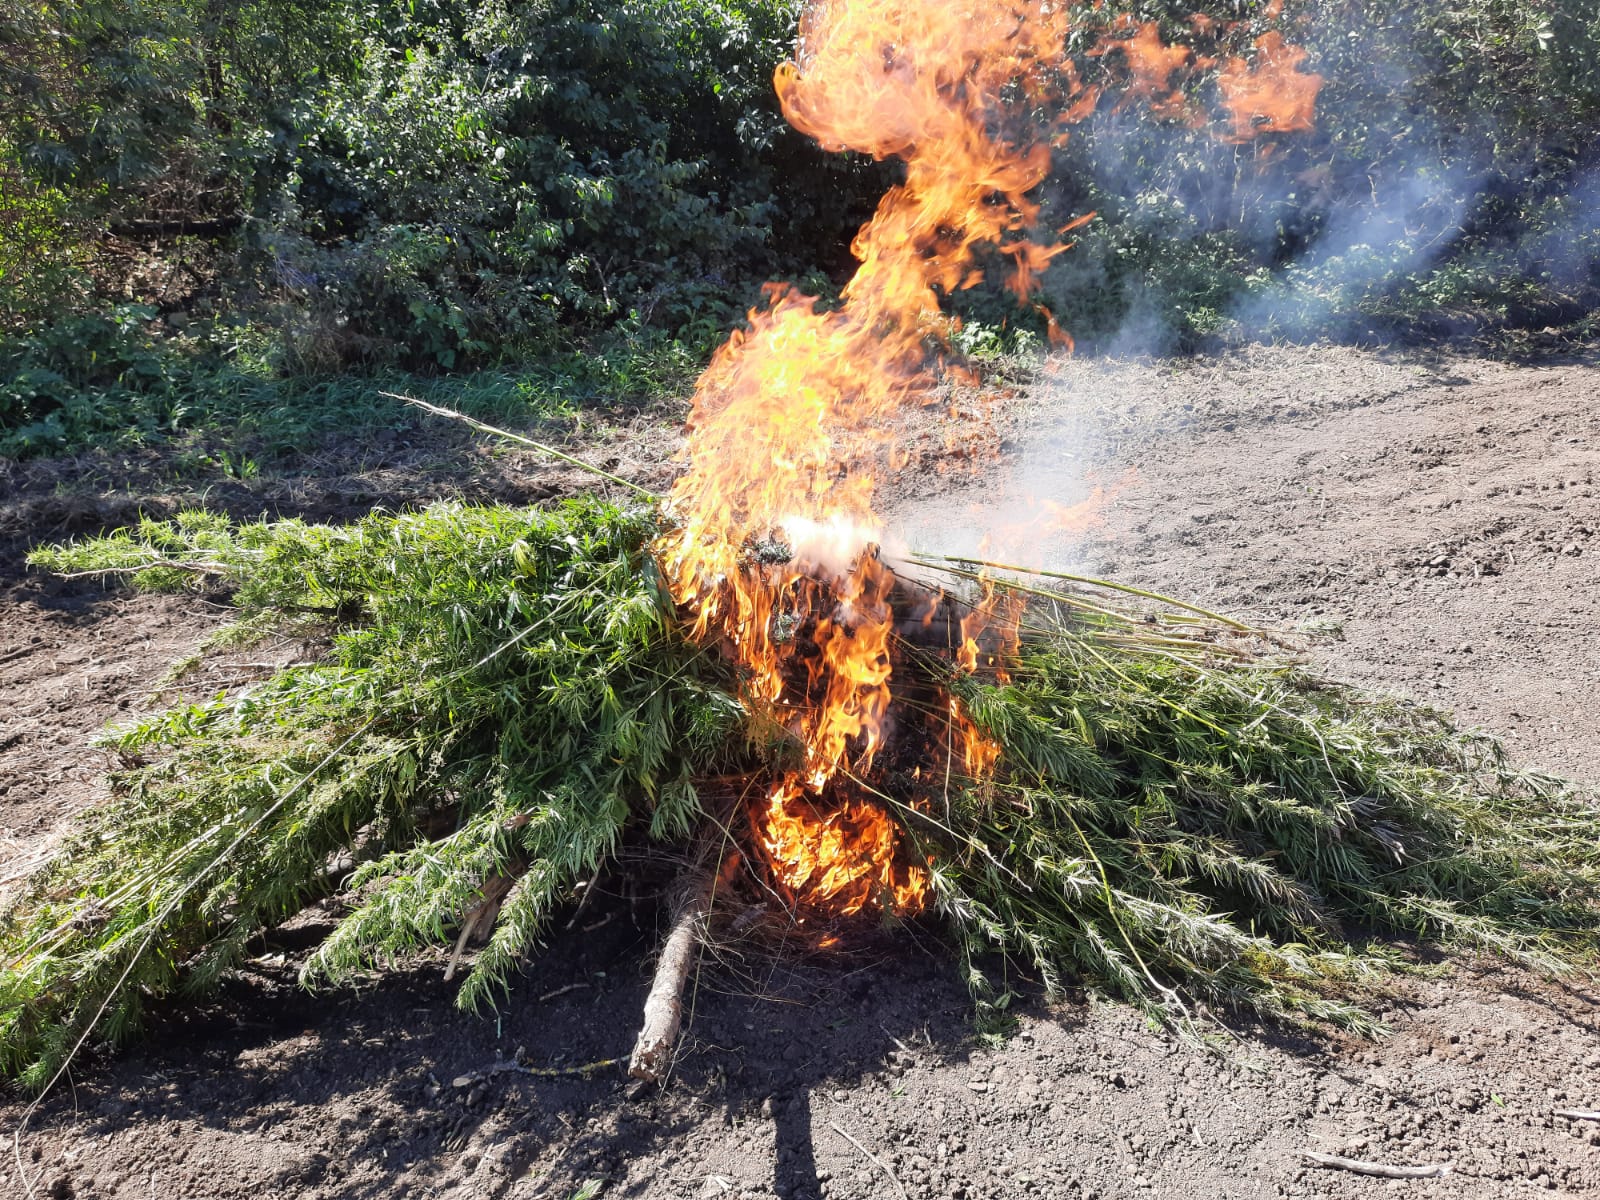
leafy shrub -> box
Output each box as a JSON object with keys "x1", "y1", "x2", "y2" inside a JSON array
[
  {"x1": 6, "y1": 0, "x2": 1600, "y2": 453},
  {"x1": 1, "y1": 0, "x2": 829, "y2": 370},
  {"x1": 0, "y1": 306, "x2": 174, "y2": 452},
  {"x1": 0, "y1": 311, "x2": 707, "y2": 459},
  {"x1": 1034, "y1": 0, "x2": 1600, "y2": 348},
  {"x1": 7, "y1": 501, "x2": 743, "y2": 1086},
  {"x1": 0, "y1": 171, "x2": 91, "y2": 329}
]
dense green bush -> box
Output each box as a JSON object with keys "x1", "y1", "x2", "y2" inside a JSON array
[
  {"x1": 0, "y1": 310, "x2": 709, "y2": 458},
  {"x1": 0, "y1": 305, "x2": 173, "y2": 453},
  {"x1": 259, "y1": 0, "x2": 812, "y2": 369},
  {"x1": 4, "y1": 0, "x2": 1600, "y2": 455},
  {"x1": 1, "y1": 0, "x2": 836, "y2": 368}
]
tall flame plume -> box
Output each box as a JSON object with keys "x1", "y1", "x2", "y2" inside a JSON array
[{"x1": 656, "y1": 1, "x2": 1322, "y2": 919}]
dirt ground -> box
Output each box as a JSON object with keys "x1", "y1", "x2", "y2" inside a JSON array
[{"x1": 2, "y1": 343, "x2": 1599, "y2": 1200}]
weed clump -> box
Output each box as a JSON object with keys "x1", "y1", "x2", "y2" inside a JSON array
[
  {"x1": 5, "y1": 501, "x2": 1598, "y2": 1088},
  {"x1": 6, "y1": 501, "x2": 740, "y2": 1088}
]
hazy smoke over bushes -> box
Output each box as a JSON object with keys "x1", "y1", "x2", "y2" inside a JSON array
[{"x1": 1019, "y1": 0, "x2": 1600, "y2": 352}]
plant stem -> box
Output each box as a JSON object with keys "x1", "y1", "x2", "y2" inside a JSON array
[
  {"x1": 383, "y1": 391, "x2": 660, "y2": 499},
  {"x1": 909, "y1": 552, "x2": 1253, "y2": 630}
]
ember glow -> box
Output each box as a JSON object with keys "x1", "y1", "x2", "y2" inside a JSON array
[
  {"x1": 757, "y1": 780, "x2": 929, "y2": 915},
  {"x1": 656, "y1": 1, "x2": 1322, "y2": 920}
]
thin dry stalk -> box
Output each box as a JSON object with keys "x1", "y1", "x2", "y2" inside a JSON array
[
  {"x1": 908, "y1": 551, "x2": 1255, "y2": 630},
  {"x1": 383, "y1": 392, "x2": 659, "y2": 498},
  {"x1": 830, "y1": 1120, "x2": 910, "y2": 1200},
  {"x1": 1301, "y1": 1151, "x2": 1452, "y2": 1179},
  {"x1": 444, "y1": 870, "x2": 523, "y2": 982}
]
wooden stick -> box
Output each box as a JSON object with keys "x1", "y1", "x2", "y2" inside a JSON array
[
  {"x1": 53, "y1": 559, "x2": 229, "y2": 581},
  {"x1": 830, "y1": 1121, "x2": 910, "y2": 1200},
  {"x1": 1301, "y1": 1151, "x2": 1451, "y2": 1179},
  {"x1": 1555, "y1": 1108, "x2": 1600, "y2": 1121},
  {"x1": 444, "y1": 870, "x2": 520, "y2": 982},
  {"x1": 537, "y1": 981, "x2": 591, "y2": 1003},
  {"x1": 627, "y1": 874, "x2": 711, "y2": 1084},
  {"x1": 451, "y1": 1053, "x2": 621, "y2": 1086}
]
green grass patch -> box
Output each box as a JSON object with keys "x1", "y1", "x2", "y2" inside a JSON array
[{"x1": 0, "y1": 316, "x2": 709, "y2": 460}]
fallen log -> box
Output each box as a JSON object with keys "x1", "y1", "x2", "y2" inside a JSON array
[{"x1": 106, "y1": 215, "x2": 245, "y2": 239}]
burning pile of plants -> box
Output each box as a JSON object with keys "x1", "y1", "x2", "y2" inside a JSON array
[
  {"x1": 5, "y1": 0, "x2": 1600, "y2": 1092},
  {"x1": 8, "y1": 499, "x2": 1600, "y2": 1090}
]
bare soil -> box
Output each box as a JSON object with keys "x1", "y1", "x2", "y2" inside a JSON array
[{"x1": 3, "y1": 343, "x2": 1600, "y2": 1200}]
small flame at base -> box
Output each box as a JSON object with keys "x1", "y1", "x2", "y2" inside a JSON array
[
  {"x1": 952, "y1": 697, "x2": 1003, "y2": 778},
  {"x1": 756, "y1": 777, "x2": 930, "y2": 917}
]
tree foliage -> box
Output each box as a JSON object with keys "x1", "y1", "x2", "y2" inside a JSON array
[
  {"x1": 2, "y1": 0, "x2": 1598, "y2": 452},
  {"x1": 1, "y1": 0, "x2": 838, "y2": 364}
]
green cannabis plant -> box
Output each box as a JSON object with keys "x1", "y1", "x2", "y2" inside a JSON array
[{"x1": 5, "y1": 500, "x2": 1598, "y2": 1089}]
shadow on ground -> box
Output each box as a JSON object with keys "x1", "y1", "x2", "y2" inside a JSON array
[{"x1": 10, "y1": 890, "x2": 1026, "y2": 1199}]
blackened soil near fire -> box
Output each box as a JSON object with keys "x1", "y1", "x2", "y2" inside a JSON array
[{"x1": 3, "y1": 343, "x2": 1599, "y2": 1199}]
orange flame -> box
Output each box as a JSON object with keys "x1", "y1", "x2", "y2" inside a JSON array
[
  {"x1": 958, "y1": 571, "x2": 1023, "y2": 684},
  {"x1": 757, "y1": 778, "x2": 930, "y2": 915},
  {"x1": 658, "y1": 0, "x2": 1086, "y2": 917},
  {"x1": 951, "y1": 697, "x2": 1003, "y2": 778},
  {"x1": 1217, "y1": 32, "x2": 1323, "y2": 142},
  {"x1": 1090, "y1": 18, "x2": 1196, "y2": 122},
  {"x1": 802, "y1": 549, "x2": 896, "y2": 788},
  {"x1": 657, "y1": 1, "x2": 1321, "y2": 920}
]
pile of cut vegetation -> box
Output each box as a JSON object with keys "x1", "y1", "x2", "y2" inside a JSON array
[{"x1": 4, "y1": 498, "x2": 1598, "y2": 1091}]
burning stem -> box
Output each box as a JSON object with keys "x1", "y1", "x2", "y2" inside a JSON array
[{"x1": 908, "y1": 552, "x2": 1254, "y2": 630}]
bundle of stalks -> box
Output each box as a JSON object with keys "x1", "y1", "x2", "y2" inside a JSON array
[{"x1": 4, "y1": 499, "x2": 1599, "y2": 1092}]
